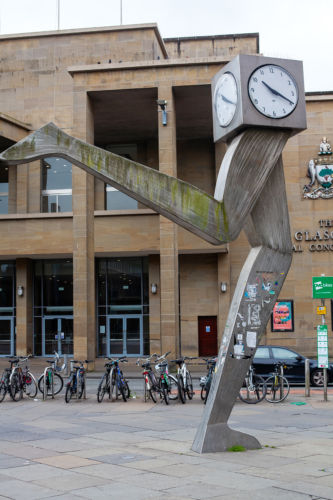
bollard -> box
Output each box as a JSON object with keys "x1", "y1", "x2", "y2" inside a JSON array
[
  {"x1": 305, "y1": 358, "x2": 310, "y2": 397},
  {"x1": 43, "y1": 367, "x2": 47, "y2": 401}
]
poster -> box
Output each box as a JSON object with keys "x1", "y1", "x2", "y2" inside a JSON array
[{"x1": 271, "y1": 300, "x2": 294, "y2": 332}]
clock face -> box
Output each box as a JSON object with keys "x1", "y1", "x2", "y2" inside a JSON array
[
  {"x1": 214, "y1": 72, "x2": 238, "y2": 127},
  {"x1": 248, "y1": 64, "x2": 298, "y2": 119}
]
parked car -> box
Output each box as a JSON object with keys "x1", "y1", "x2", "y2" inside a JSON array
[{"x1": 252, "y1": 345, "x2": 333, "y2": 387}]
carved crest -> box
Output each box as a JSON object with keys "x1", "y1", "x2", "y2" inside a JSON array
[{"x1": 304, "y1": 137, "x2": 333, "y2": 199}]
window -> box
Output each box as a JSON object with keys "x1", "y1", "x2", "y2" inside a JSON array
[
  {"x1": 106, "y1": 186, "x2": 138, "y2": 210},
  {"x1": 272, "y1": 347, "x2": 299, "y2": 360},
  {"x1": 104, "y1": 145, "x2": 138, "y2": 210},
  {"x1": 41, "y1": 157, "x2": 72, "y2": 213},
  {"x1": 0, "y1": 167, "x2": 9, "y2": 214},
  {"x1": 253, "y1": 346, "x2": 270, "y2": 359}
]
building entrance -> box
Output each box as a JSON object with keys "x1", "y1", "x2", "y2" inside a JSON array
[
  {"x1": 108, "y1": 315, "x2": 143, "y2": 357},
  {"x1": 42, "y1": 317, "x2": 73, "y2": 356},
  {"x1": 0, "y1": 317, "x2": 14, "y2": 356}
]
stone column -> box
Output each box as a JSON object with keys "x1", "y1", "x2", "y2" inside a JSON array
[
  {"x1": 28, "y1": 161, "x2": 42, "y2": 213},
  {"x1": 16, "y1": 165, "x2": 28, "y2": 213},
  {"x1": 8, "y1": 165, "x2": 17, "y2": 214},
  {"x1": 72, "y1": 92, "x2": 95, "y2": 365},
  {"x1": 217, "y1": 252, "x2": 231, "y2": 345},
  {"x1": 148, "y1": 255, "x2": 161, "y2": 354},
  {"x1": 16, "y1": 259, "x2": 33, "y2": 355},
  {"x1": 215, "y1": 141, "x2": 229, "y2": 347},
  {"x1": 158, "y1": 86, "x2": 179, "y2": 356}
]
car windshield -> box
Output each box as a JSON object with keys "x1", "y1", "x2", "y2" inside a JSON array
[{"x1": 272, "y1": 347, "x2": 300, "y2": 359}]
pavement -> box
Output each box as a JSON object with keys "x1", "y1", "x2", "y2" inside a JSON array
[{"x1": 1, "y1": 382, "x2": 333, "y2": 499}]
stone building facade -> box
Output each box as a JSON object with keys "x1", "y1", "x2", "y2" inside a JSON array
[{"x1": 0, "y1": 23, "x2": 331, "y2": 363}]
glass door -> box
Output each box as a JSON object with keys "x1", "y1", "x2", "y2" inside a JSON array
[
  {"x1": 43, "y1": 317, "x2": 73, "y2": 356},
  {"x1": 0, "y1": 317, "x2": 14, "y2": 356},
  {"x1": 108, "y1": 315, "x2": 142, "y2": 357}
]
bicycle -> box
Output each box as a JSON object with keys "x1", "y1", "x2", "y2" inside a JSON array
[
  {"x1": 38, "y1": 352, "x2": 66, "y2": 398},
  {"x1": 200, "y1": 357, "x2": 217, "y2": 404},
  {"x1": 154, "y1": 352, "x2": 178, "y2": 405},
  {"x1": 171, "y1": 356, "x2": 196, "y2": 404},
  {"x1": 136, "y1": 354, "x2": 160, "y2": 403},
  {"x1": 10, "y1": 356, "x2": 38, "y2": 402},
  {"x1": 65, "y1": 359, "x2": 91, "y2": 403},
  {"x1": 239, "y1": 365, "x2": 266, "y2": 404},
  {"x1": 265, "y1": 361, "x2": 290, "y2": 403},
  {"x1": 0, "y1": 358, "x2": 20, "y2": 402},
  {"x1": 97, "y1": 357, "x2": 130, "y2": 403}
]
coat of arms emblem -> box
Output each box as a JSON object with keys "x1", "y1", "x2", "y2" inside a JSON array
[{"x1": 303, "y1": 137, "x2": 333, "y2": 199}]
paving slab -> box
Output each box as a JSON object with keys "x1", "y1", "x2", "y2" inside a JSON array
[{"x1": 1, "y1": 384, "x2": 333, "y2": 499}]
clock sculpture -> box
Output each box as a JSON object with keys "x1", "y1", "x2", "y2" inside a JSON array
[{"x1": 0, "y1": 54, "x2": 306, "y2": 453}]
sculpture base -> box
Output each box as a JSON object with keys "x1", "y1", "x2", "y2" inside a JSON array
[{"x1": 191, "y1": 423, "x2": 261, "y2": 454}]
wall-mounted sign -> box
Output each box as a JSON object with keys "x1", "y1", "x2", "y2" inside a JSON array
[
  {"x1": 293, "y1": 219, "x2": 333, "y2": 253},
  {"x1": 312, "y1": 277, "x2": 333, "y2": 299},
  {"x1": 271, "y1": 300, "x2": 294, "y2": 332},
  {"x1": 317, "y1": 324, "x2": 329, "y2": 368}
]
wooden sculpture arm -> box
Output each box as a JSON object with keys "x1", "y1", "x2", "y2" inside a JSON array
[{"x1": 0, "y1": 123, "x2": 289, "y2": 247}]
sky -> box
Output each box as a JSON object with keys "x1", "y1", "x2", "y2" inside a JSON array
[{"x1": 0, "y1": 0, "x2": 332, "y2": 92}]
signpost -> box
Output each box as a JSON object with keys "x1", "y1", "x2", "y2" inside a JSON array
[{"x1": 313, "y1": 276, "x2": 333, "y2": 401}]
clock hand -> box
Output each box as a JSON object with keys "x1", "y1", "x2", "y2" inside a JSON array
[
  {"x1": 261, "y1": 81, "x2": 294, "y2": 105},
  {"x1": 221, "y1": 94, "x2": 236, "y2": 106}
]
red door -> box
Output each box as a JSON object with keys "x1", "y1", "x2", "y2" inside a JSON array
[{"x1": 198, "y1": 316, "x2": 217, "y2": 357}]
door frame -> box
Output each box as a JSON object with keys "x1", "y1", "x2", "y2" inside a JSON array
[
  {"x1": 107, "y1": 314, "x2": 143, "y2": 357},
  {"x1": 42, "y1": 315, "x2": 73, "y2": 356},
  {"x1": 0, "y1": 316, "x2": 15, "y2": 357}
]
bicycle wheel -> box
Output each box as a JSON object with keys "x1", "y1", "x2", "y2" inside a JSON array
[
  {"x1": 200, "y1": 386, "x2": 206, "y2": 401},
  {"x1": 149, "y1": 387, "x2": 157, "y2": 403},
  {"x1": 162, "y1": 382, "x2": 169, "y2": 405},
  {"x1": 265, "y1": 375, "x2": 290, "y2": 403},
  {"x1": 168, "y1": 374, "x2": 178, "y2": 400},
  {"x1": 126, "y1": 381, "x2": 130, "y2": 399},
  {"x1": 118, "y1": 377, "x2": 127, "y2": 402},
  {"x1": 10, "y1": 373, "x2": 23, "y2": 401},
  {"x1": 97, "y1": 373, "x2": 108, "y2": 403},
  {"x1": 0, "y1": 377, "x2": 7, "y2": 402},
  {"x1": 239, "y1": 375, "x2": 266, "y2": 404},
  {"x1": 109, "y1": 368, "x2": 116, "y2": 400},
  {"x1": 178, "y1": 375, "x2": 186, "y2": 404},
  {"x1": 186, "y1": 371, "x2": 194, "y2": 400},
  {"x1": 23, "y1": 372, "x2": 37, "y2": 399},
  {"x1": 78, "y1": 375, "x2": 85, "y2": 399},
  {"x1": 38, "y1": 372, "x2": 64, "y2": 396},
  {"x1": 65, "y1": 383, "x2": 73, "y2": 403}
]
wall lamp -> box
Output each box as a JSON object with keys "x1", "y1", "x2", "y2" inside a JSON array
[
  {"x1": 151, "y1": 283, "x2": 158, "y2": 294},
  {"x1": 17, "y1": 285, "x2": 24, "y2": 297},
  {"x1": 220, "y1": 282, "x2": 227, "y2": 293},
  {"x1": 157, "y1": 99, "x2": 168, "y2": 126}
]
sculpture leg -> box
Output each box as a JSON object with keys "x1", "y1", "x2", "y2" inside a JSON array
[
  {"x1": 192, "y1": 246, "x2": 291, "y2": 452},
  {"x1": 193, "y1": 158, "x2": 292, "y2": 453}
]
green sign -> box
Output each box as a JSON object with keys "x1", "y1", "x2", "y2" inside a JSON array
[
  {"x1": 317, "y1": 324, "x2": 329, "y2": 368},
  {"x1": 312, "y1": 276, "x2": 333, "y2": 299}
]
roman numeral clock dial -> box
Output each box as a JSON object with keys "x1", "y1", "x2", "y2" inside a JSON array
[{"x1": 248, "y1": 64, "x2": 298, "y2": 118}]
